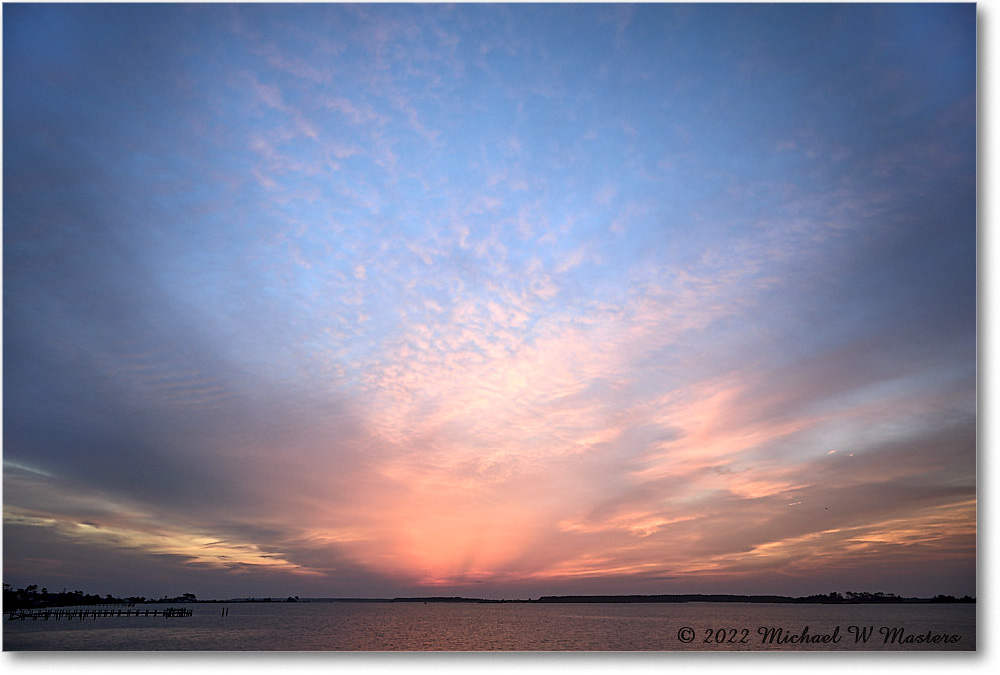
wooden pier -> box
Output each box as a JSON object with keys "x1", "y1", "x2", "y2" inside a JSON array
[{"x1": 6, "y1": 607, "x2": 193, "y2": 620}]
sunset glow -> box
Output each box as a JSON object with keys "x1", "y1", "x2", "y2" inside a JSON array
[{"x1": 3, "y1": 3, "x2": 976, "y2": 600}]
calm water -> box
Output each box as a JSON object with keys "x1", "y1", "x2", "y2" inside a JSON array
[{"x1": 2, "y1": 601, "x2": 976, "y2": 651}]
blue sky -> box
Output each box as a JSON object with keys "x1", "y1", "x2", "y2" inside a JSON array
[{"x1": 3, "y1": 3, "x2": 976, "y2": 599}]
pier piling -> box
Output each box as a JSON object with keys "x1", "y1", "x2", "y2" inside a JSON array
[{"x1": 6, "y1": 607, "x2": 193, "y2": 621}]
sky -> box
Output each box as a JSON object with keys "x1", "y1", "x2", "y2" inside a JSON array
[{"x1": 2, "y1": 2, "x2": 977, "y2": 601}]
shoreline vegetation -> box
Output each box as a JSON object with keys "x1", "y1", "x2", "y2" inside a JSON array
[{"x1": 3, "y1": 584, "x2": 974, "y2": 611}]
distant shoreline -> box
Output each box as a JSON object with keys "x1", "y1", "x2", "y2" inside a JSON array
[
  {"x1": 4, "y1": 585, "x2": 974, "y2": 611},
  {"x1": 243, "y1": 592, "x2": 974, "y2": 605}
]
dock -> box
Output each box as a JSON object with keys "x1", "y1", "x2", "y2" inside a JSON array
[{"x1": 6, "y1": 607, "x2": 193, "y2": 620}]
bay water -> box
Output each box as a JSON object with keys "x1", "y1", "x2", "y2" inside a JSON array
[{"x1": 2, "y1": 601, "x2": 975, "y2": 651}]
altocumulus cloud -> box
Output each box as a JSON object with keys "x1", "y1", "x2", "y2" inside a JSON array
[{"x1": 3, "y1": 3, "x2": 975, "y2": 599}]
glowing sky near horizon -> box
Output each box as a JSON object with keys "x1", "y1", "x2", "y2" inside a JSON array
[{"x1": 3, "y1": 3, "x2": 976, "y2": 599}]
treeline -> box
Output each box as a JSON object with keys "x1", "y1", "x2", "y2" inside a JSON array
[
  {"x1": 534, "y1": 591, "x2": 975, "y2": 604},
  {"x1": 5, "y1": 584, "x2": 974, "y2": 609},
  {"x1": 798, "y1": 591, "x2": 975, "y2": 603},
  {"x1": 3, "y1": 584, "x2": 198, "y2": 610}
]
